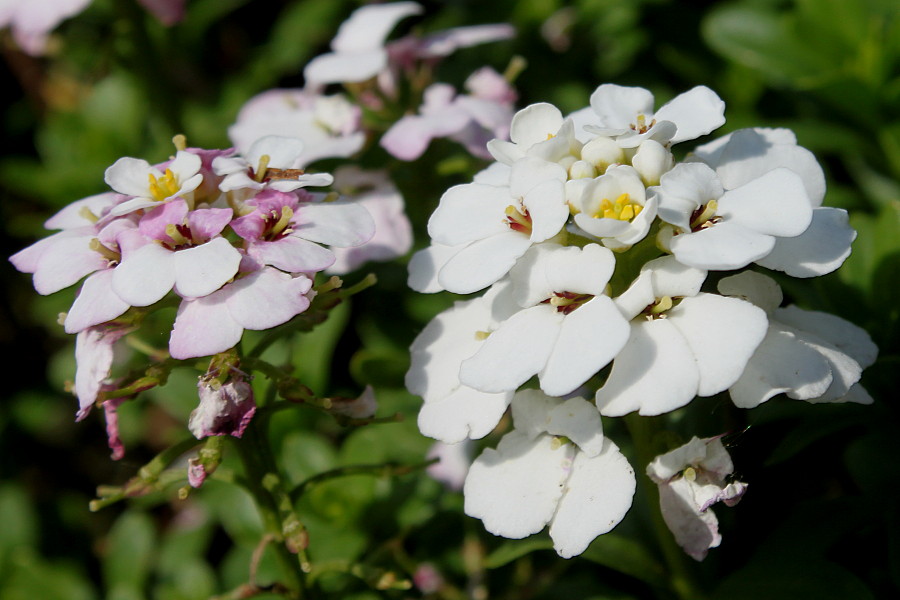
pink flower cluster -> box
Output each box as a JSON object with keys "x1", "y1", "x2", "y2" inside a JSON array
[{"x1": 10, "y1": 135, "x2": 376, "y2": 421}]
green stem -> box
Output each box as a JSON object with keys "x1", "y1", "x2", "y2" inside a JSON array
[
  {"x1": 625, "y1": 414, "x2": 706, "y2": 600},
  {"x1": 289, "y1": 458, "x2": 438, "y2": 503},
  {"x1": 232, "y1": 419, "x2": 307, "y2": 598}
]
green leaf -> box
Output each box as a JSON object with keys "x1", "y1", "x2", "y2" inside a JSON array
[
  {"x1": 712, "y1": 557, "x2": 874, "y2": 600},
  {"x1": 484, "y1": 536, "x2": 554, "y2": 568},
  {"x1": 103, "y1": 511, "x2": 157, "y2": 594},
  {"x1": 580, "y1": 534, "x2": 667, "y2": 589}
]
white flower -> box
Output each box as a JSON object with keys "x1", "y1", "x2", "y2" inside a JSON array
[
  {"x1": 487, "y1": 103, "x2": 582, "y2": 166},
  {"x1": 595, "y1": 256, "x2": 768, "y2": 417},
  {"x1": 459, "y1": 243, "x2": 630, "y2": 397},
  {"x1": 586, "y1": 84, "x2": 726, "y2": 148},
  {"x1": 654, "y1": 162, "x2": 813, "y2": 271},
  {"x1": 104, "y1": 150, "x2": 204, "y2": 216},
  {"x1": 407, "y1": 281, "x2": 519, "y2": 443},
  {"x1": 690, "y1": 128, "x2": 854, "y2": 277},
  {"x1": 464, "y1": 390, "x2": 635, "y2": 558},
  {"x1": 718, "y1": 270, "x2": 877, "y2": 408},
  {"x1": 422, "y1": 157, "x2": 569, "y2": 294},
  {"x1": 213, "y1": 135, "x2": 333, "y2": 195},
  {"x1": 303, "y1": 2, "x2": 423, "y2": 86},
  {"x1": 570, "y1": 165, "x2": 659, "y2": 250},
  {"x1": 228, "y1": 91, "x2": 365, "y2": 167},
  {"x1": 647, "y1": 436, "x2": 747, "y2": 561}
]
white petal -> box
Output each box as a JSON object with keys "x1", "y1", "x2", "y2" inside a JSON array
[
  {"x1": 459, "y1": 304, "x2": 561, "y2": 393},
  {"x1": 246, "y1": 136, "x2": 305, "y2": 169},
  {"x1": 511, "y1": 243, "x2": 614, "y2": 306},
  {"x1": 670, "y1": 221, "x2": 775, "y2": 271},
  {"x1": 330, "y1": 2, "x2": 422, "y2": 53},
  {"x1": 104, "y1": 157, "x2": 155, "y2": 197},
  {"x1": 173, "y1": 238, "x2": 242, "y2": 299},
  {"x1": 729, "y1": 326, "x2": 833, "y2": 408},
  {"x1": 510, "y1": 103, "x2": 564, "y2": 147},
  {"x1": 510, "y1": 389, "x2": 561, "y2": 439},
  {"x1": 437, "y1": 231, "x2": 531, "y2": 294},
  {"x1": 523, "y1": 179, "x2": 569, "y2": 243},
  {"x1": 428, "y1": 183, "x2": 511, "y2": 246},
  {"x1": 596, "y1": 318, "x2": 700, "y2": 417},
  {"x1": 111, "y1": 243, "x2": 175, "y2": 306},
  {"x1": 539, "y1": 296, "x2": 630, "y2": 397},
  {"x1": 658, "y1": 477, "x2": 721, "y2": 561},
  {"x1": 589, "y1": 84, "x2": 654, "y2": 129},
  {"x1": 407, "y1": 243, "x2": 460, "y2": 293},
  {"x1": 717, "y1": 270, "x2": 783, "y2": 314},
  {"x1": 549, "y1": 438, "x2": 635, "y2": 558},
  {"x1": 755, "y1": 207, "x2": 855, "y2": 277},
  {"x1": 668, "y1": 294, "x2": 768, "y2": 397},
  {"x1": 418, "y1": 388, "x2": 512, "y2": 443},
  {"x1": 546, "y1": 397, "x2": 605, "y2": 457},
  {"x1": 775, "y1": 305, "x2": 877, "y2": 368},
  {"x1": 303, "y1": 50, "x2": 388, "y2": 85},
  {"x1": 64, "y1": 270, "x2": 131, "y2": 333},
  {"x1": 654, "y1": 86, "x2": 726, "y2": 144},
  {"x1": 717, "y1": 168, "x2": 812, "y2": 237},
  {"x1": 643, "y1": 255, "x2": 708, "y2": 299},
  {"x1": 294, "y1": 200, "x2": 375, "y2": 247},
  {"x1": 464, "y1": 431, "x2": 573, "y2": 539}
]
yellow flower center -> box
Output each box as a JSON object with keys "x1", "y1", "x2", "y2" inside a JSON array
[
  {"x1": 147, "y1": 168, "x2": 180, "y2": 202},
  {"x1": 594, "y1": 193, "x2": 643, "y2": 222}
]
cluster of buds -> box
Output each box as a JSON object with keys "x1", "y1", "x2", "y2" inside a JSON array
[{"x1": 407, "y1": 83, "x2": 877, "y2": 559}]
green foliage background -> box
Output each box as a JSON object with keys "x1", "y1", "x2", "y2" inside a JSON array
[{"x1": 1, "y1": 0, "x2": 898, "y2": 598}]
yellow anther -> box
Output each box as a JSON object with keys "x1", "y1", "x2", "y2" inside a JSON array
[
  {"x1": 164, "y1": 224, "x2": 190, "y2": 246},
  {"x1": 172, "y1": 134, "x2": 187, "y2": 151},
  {"x1": 683, "y1": 466, "x2": 697, "y2": 482},
  {"x1": 505, "y1": 204, "x2": 531, "y2": 231},
  {"x1": 148, "y1": 168, "x2": 180, "y2": 202},
  {"x1": 474, "y1": 330, "x2": 491, "y2": 340},
  {"x1": 546, "y1": 132, "x2": 556, "y2": 140},
  {"x1": 594, "y1": 193, "x2": 643, "y2": 222},
  {"x1": 254, "y1": 154, "x2": 271, "y2": 182}
]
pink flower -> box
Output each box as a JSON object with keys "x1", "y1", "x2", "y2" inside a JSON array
[
  {"x1": 111, "y1": 199, "x2": 241, "y2": 305},
  {"x1": 231, "y1": 189, "x2": 375, "y2": 274},
  {"x1": 169, "y1": 266, "x2": 314, "y2": 359},
  {"x1": 0, "y1": 0, "x2": 92, "y2": 55},
  {"x1": 380, "y1": 67, "x2": 516, "y2": 161}
]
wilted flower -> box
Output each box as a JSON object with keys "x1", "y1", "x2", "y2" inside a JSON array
[{"x1": 647, "y1": 436, "x2": 747, "y2": 560}]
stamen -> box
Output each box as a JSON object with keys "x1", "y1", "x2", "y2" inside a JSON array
[
  {"x1": 683, "y1": 466, "x2": 697, "y2": 482},
  {"x1": 147, "y1": 168, "x2": 180, "y2": 202},
  {"x1": 690, "y1": 199, "x2": 719, "y2": 230},
  {"x1": 505, "y1": 205, "x2": 532, "y2": 234},
  {"x1": 650, "y1": 296, "x2": 673, "y2": 314},
  {"x1": 172, "y1": 134, "x2": 187, "y2": 151},
  {"x1": 474, "y1": 330, "x2": 491, "y2": 341},
  {"x1": 269, "y1": 206, "x2": 294, "y2": 238},
  {"x1": 165, "y1": 224, "x2": 191, "y2": 246},
  {"x1": 78, "y1": 206, "x2": 99, "y2": 224},
  {"x1": 89, "y1": 238, "x2": 121, "y2": 263},
  {"x1": 254, "y1": 154, "x2": 271, "y2": 182},
  {"x1": 594, "y1": 193, "x2": 643, "y2": 221}
]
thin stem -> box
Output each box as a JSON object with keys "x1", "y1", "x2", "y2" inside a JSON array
[
  {"x1": 625, "y1": 414, "x2": 707, "y2": 600},
  {"x1": 289, "y1": 458, "x2": 438, "y2": 503},
  {"x1": 231, "y1": 420, "x2": 307, "y2": 598}
]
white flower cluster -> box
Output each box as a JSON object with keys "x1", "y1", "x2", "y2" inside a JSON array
[{"x1": 407, "y1": 84, "x2": 877, "y2": 559}]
